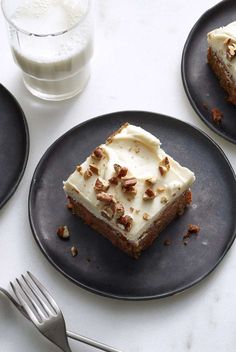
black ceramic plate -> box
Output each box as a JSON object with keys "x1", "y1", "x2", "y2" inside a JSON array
[
  {"x1": 29, "y1": 111, "x2": 236, "y2": 300},
  {"x1": 0, "y1": 84, "x2": 29, "y2": 209},
  {"x1": 182, "y1": 0, "x2": 236, "y2": 144}
]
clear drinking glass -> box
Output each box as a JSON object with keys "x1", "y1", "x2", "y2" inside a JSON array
[{"x1": 1, "y1": 0, "x2": 93, "y2": 101}]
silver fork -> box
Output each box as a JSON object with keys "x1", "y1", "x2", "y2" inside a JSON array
[{"x1": 10, "y1": 272, "x2": 122, "y2": 352}]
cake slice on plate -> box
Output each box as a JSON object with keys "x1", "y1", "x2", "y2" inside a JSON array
[
  {"x1": 63, "y1": 123, "x2": 195, "y2": 258},
  {"x1": 208, "y1": 21, "x2": 236, "y2": 104}
]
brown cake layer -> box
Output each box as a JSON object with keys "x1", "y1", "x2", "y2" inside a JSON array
[
  {"x1": 208, "y1": 47, "x2": 236, "y2": 105},
  {"x1": 68, "y1": 190, "x2": 192, "y2": 258}
]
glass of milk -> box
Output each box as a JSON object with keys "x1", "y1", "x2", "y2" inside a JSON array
[{"x1": 1, "y1": 0, "x2": 93, "y2": 101}]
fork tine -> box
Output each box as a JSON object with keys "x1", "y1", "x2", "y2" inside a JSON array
[
  {"x1": 22, "y1": 274, "x2": 54, "y2": 318},
  {"x1": 27, "y1": 271, "x2": 60, "y2": 314},
  {"x1": 10, "y1": 281, "x2": 40, "y2": 326},
  {"x1": 15, "y1": 278, "x2": 47, "y2": 322}
]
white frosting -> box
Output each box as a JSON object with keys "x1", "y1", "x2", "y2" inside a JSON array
[
  {"x1": 207, "y1": 21, "x2": 236, "y2": 81},
  {"x1": 63, "y1": 124, "x2": 195, "y2": 243}
]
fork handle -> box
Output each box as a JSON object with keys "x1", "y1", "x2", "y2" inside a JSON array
[{"x1": 67, "y1": 330, "x2": 123, "y2": 352}]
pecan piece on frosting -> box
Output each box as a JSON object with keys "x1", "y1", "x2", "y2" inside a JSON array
[
  {"x1": 225, "y1": 38, "x2": 236, "y2": 61},
  {"x1": 101, "y1": 204, "x2": 115, "y2": 220},
  {"x1": 114, "y1": 164, "x2": 128, "y2": 178},
  {"x1": 121, "y1": 177, "x2": 137, "y2": 189},
  {"x1": 108, "y1": 176, "x2": 119, "y2": 185},
  {"x1": 91, "y1": 147, "x2": 104, "y2": 160},
  {"x1": 94, "y1": 178, "x2": 109, "y2": 193},
  {"x1": 143, "y1": 188, "x2": 156, "y2": 200},
  {"x1": 143, "y1": 213, "x2": 150, "y2": 221},
  {"x1": 117, "y1": 215, "x2": 133, "y2": 232},
  {"x1": 89, "y1": 164, "x2": 99, "y2": 175},
  {"x1": 97, "y1": 192, "x2": 116, "y2": 204},
  {"x1": 115, "y1": 201, "x2": 125, "y2": 218},
  {"x1": 84, "y1": 169, "x2": 93, "y2": 180},
  {"x1": 145, "y1": 177, "x2": 157, "y2": 185},
  {"x1": 159, "y1": 157, "x2": 170, "y2": 176}
]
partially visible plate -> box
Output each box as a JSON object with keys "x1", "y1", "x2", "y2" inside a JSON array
[
  {"x1": 182, "y1": 0, "x2": 236, "y2": 144},
  {"x1": 0, "y1": 84, "x2": 29, "y2": 209},
  {"x1": 29, "y1": 111, "x2": 236, "y2": 300}
]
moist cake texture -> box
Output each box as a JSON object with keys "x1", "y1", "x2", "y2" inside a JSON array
[
  {"x1": 63, "y1": 123, "x2": 195, "y2": 257},
  {"x1": 207, "y1": 21, "x2": 236, "y2": 104}
]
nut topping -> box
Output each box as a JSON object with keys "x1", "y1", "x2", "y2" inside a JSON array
[
  {"x1": 76, "y1": 165, "x2": 83, "y2": 175},
  {"x1": 108, "y1": 176, "x2": 119, "y2": 185},
  {"x1": 89, "y1": 164, "x2": 99, "y2": 175},
  {"x1": 143, "y1": 188, "x2": 156, "y2": 200},
  {"x1": 97, "y1": 192, "x2": 116, "y2": 204},
  {"x1": 160, "y1": 196, "x2": 168, "y2": 204},
  {"x1": 121, "y1": 177, "x2": 137, "y2": 189},
  {"x1": 157, "y1": 187, "x2": 165, "y2": 193},
  {"x1": 84, "y1": 169, "x2": 93, "y2": 180},
  {"x1": 143, "y1": 213, "x2": 150, "y2": 221},
  {"x1": 117, "y1": 215, "x2": 133, "y2": 232},
  {"x1": 57, "y1": 225, "x2": 70, "y2": 239},
  {"x1": 145, "y1": 177, "x2": 157, "y2": 185},
  {"x1": 91, "y1": 147, "x2": 103, "y2": 160},
  {"x1": 101, "y1": 204, "x2": 115, "y2": 220},
  {"x1": 159, "y1": 157, "x2": 170, "y2": 176},
  {"x1": 115, "y1": 201, "x2": 125, "y2": 218},
  {"x1": 225, "y1": 38, "x2": 236, "y2": 61},
  {"x1": 114, "y1": 164, "x2": 128, "y2": 178},
  {"x1": 94, "y1": 178, "x2": 109, "y2": 193}
]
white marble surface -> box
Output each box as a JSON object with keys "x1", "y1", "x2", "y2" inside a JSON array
[{"x1": 0, "y1": 1, "x2": 236, "y2": 351}]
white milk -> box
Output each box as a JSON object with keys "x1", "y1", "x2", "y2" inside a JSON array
[{"x1": 10, "y1": 0, "x2": 93, "y2": 100}]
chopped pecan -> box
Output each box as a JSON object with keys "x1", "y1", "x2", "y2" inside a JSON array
[
  {"x1": 108, "y1": 176, "x2": 119, "y2": 185},
  {"x1": 121, "y1": 177, "x2": 137, "y2": 189},
  {"x1": 115, "y1": 201, "x2": 125, "y2": 217},
  {"x1": 114, "y1": 164, "x2": 128, "y2": 178},
  {"x1": 101, "y1": 204, "x2": 115, "y2": 220},
  {"x1": 160, "y1": 196, "x2": 168, "y2": 204},
  {"x1": 117, "y1": 215, "x2": 133, "y2": 232},
  {"x1": 159, "y1": 157, "x2": 170, "y2": 176},
  {"x1": 225, "y1": 38, "x2": 236, "y2": 61},
  {"x1": 89, "y1": 164, "x2": 99, "y2": 175},
  {"x1": 143, "y1": 213, "x2": 150, "y2": 221},
  {"x1": 145, "y1": 177, "x2": 157, "y2": 185},
  {"x1": 76, "y1": 165, "x2": 82, "y2": 173},
  {"x1": 57, "y1": 225, "x2": 70, "y2": 239},
  {"x1": 157, "y1": 187, "x2": 165, "y2": 193},
  {"x1": 84, "y1": 169, "x2": 93, "y2": 180},
  {"x1": 143, "y1": 188, "x2": 156, "y2": 200},
  {"x1": 91, "y1": 147, "x2": 103, "y2": 160},
  {"x1": 97, "y1": 192, "x2": 116, "y2": 203},
  {"x1": 94, "y1": 178, "x2": 109, "y2": 192}
]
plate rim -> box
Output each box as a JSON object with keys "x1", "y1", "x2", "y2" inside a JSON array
[
  {"x1": 181, "y1": 0, "x2": 236, "y2": 145},
  {"x1": 28, "y1": 110, "x2": 236, "y2": 300},
  {"x1": 0, "y1": 84, "x2": 30, "y2": 209}
]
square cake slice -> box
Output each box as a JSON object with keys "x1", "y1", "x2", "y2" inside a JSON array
[
  {"x1": 207, "y1": 21, "x2": 236, "y2": 104},
  {"x1": 63, "y1": 123, "x2": 195, "y2": 258}
]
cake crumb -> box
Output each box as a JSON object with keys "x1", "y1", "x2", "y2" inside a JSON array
[
  {"x1": 211, "y1": 108, "x2": 223, "y2": 124},
  {"x1": 183, "y1": 224, "x2": 200, "y2": 244},
  {"x1": 163, "y1": 239, "x2": 171, "y2": 246},
  {"x1": 57, "y1": 225, "x2": 70, "y2": 239},
  {"x1": 71, "y1": 245, "x2": 78, "y2": 257}
]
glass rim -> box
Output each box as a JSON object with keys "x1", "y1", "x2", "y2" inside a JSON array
[{"x1": 1, "y1": 0, "x2": 91, "y2": 37}]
